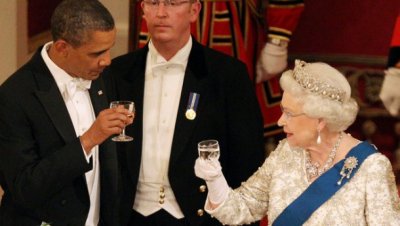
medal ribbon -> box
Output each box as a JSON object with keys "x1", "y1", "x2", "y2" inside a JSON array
[{"x1": 187, "y1": 92, "x2": 200, "y2": 112}]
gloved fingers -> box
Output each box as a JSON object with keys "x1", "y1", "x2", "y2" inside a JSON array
[
  {"x1": 380, "y1": 91, "x2": 400, "y2": 116},
  {"x1": 256, "y1": 59, "x2": 277, "y2": 83},
  {"x1": 380, "y1": 68, "x2": 400, "y2": 116},
  {"x1": 385, "y1": 67, "x2": 400, "y2": 77},
  {"x1": 256, "y1": 43, "x2": 288, "y2": 83},
  {"x1": 196, "y1": 157, "x2": 221, "y2": 169},
  {"x1": 387, "y1": 97, "x2": 400, "y2": 116},
  {"x1": 381, "y1": 97, "x2": 394, "y2": 116},
  {"x1": 194, "y1": 158, "x2": 222, "y2": 181},
  {"x1": 263, "y1": 42, "x2": 288, "y2": 56}
]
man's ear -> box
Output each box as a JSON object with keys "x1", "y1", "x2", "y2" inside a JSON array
[
  {"x1": 53, "y1": 39, "x2": 69, "y2": 57},
  {"x1": 189, "y1": 1, "x2": 201, "y2": 22},
  {"x1": 141, "y1": 1, "x2": 147, "y2": 21}
]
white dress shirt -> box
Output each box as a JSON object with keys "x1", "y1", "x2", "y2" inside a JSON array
[
  {"x1": 41, "y1": 42, "x2": 100, "y2": 226},
  {"x1": 133, "y1": 38, "x2": 192, "y2": 218}
]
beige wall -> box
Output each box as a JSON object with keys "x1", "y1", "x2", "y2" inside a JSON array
[
  {"x1": 100, "y1": 0, "x2": 130, "y2": 58},
  {"x1": 0, "y1": 1, "x2": 20, "y2": 84},
  {"x1": 0, "y1": 0, "x2": 130, "y2": 85}
]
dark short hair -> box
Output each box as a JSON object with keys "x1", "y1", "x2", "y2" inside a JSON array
[{"x1": 51, "y1": 0, "x2": 115, "y2": 47}]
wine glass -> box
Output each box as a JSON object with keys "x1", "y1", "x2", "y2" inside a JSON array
[
  {"x1": 110, "y1": 101, "x2": 135, "y2": 142},
  {"x1": 198, "y1": 139, "x2": 220, "y2": 160}
]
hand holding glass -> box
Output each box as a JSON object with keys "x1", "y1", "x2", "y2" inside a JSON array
[
  {"x1": 110, "y1": 101, "x2": 135, "y2": 142},
  {"x1": 198, "y1": 140, "x2": 220, "y2": 160}
]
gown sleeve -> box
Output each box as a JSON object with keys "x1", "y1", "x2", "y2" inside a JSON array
[
  {"x1": 364, "y1": 153, "x2": 400, "y2": 225},
  {"x1": 205, "y1": 140, "x2": 287, "y2": 225}
]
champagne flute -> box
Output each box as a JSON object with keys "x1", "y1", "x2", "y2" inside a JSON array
[
  {"x1": 198, "y1": 139, "x2": 220, "y2": 160},
  {"x1": 110, "y1": 101, "x2": 135, "y2": 142}
]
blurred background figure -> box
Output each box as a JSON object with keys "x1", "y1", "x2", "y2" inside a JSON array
[{"x1": 380, "y1": 12, "x2": 400, "y2": 117}]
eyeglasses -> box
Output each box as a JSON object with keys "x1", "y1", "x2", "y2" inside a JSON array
[
  {"x1": 280, "y1": 104, "x2": 305, "y2": 121},
  {"x1": 143, "y1": 0, "x2": 191, "y2": 8}
]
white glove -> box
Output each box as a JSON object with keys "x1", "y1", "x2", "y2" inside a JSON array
[
  {"x1": 256, "y1": 42, "x2": 288, "y2": 83},
  {"x1": 194, "y1": 158, "x2": 230, "y2": 204},
  {"x1": 379, "y1": 67, "x2": 400, "y2": 116}
]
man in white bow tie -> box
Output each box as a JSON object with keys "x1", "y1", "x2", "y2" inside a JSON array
[
  {"x1": 0, "y1": 0, "x2": 132, "y2": 225},
  {"x1": 103, "y1": 1, "x2": 265, "y2": 226}
]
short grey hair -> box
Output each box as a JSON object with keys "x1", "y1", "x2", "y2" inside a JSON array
[
  {"x1": 51, "y1": 0, "x2": 115, "y2": 47},
  {"x1": 280, "y1": 60, "x2": 359, "y2": 132}
]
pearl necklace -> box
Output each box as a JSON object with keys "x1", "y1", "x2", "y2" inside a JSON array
[{"x1": 305, "y1": 132, "x2": 344, "y2": 180}]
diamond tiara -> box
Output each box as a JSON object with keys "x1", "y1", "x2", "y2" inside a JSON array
[{"x1": 292, "y1": 60, "x2": 346, "y2": 103}]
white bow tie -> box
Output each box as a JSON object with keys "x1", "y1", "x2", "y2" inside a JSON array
[
  {"x1": 152, "y1": 62, "x2": 184, "y2": 73},
  {"x1": 65, "y1": 78, "x2": 91, "y2": 98}
]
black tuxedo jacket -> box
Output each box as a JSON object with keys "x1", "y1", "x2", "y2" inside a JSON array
[
  {"x1": 104, "y1": 40, "x2": 265, "y2": 226},
  {"x1": 0, "y1": 49, "x2": 119, "y2": 226}
]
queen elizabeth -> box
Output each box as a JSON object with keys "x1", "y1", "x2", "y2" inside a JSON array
[{"x1": 194, "y1": 60, "x2": 400, "y2": 225}]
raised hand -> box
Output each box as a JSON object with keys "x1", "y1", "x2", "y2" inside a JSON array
[
  {"x1": 194, "y1": 158, "x2": 230, "y2": 205},
  {"x1": 256, "y1": 42, "x2": 288, "y2": 83},
  {"x1": 80, "y1": 107, "x2": 134, "y2": 153},
  {"x1": 380, "y1": 67, "x2": 400, "y2": 116}
]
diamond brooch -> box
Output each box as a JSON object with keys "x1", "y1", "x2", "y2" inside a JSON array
[{"x1": 337, "y1": 156, "x2": 358, "y2": 185}]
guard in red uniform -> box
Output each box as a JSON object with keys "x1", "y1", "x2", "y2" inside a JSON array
[{"x1": 380, "y1": 12, "x2": 400, "y2": 116}]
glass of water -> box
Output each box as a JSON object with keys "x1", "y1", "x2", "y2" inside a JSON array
[
  {"x1": 110, "y1": 100, "x2": 135, "y2": 142},
  {"x1": 198, "y1": 139, "x2": 220, "y2": 160}
]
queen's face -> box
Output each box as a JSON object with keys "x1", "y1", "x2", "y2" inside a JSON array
[{"x1": 278, "y1": 92, "x2": 319, "y2": 149}]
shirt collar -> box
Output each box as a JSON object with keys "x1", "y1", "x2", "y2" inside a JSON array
[
  {"x1": 148, "y1": 37, "x2": 192, "y2": 69},
  {"x1": 41, "y1": 42, "x2": 92, "y2": 94}
]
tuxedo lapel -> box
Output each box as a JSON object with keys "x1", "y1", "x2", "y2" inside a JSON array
[
  {"x1": 89, "y1": 78, "x2": 113, "y2": 160},
  {"x1": 35, "y1": 87, "x2": 77, "y2": 142},
  {"x1": 169, "y1": 40, "x2": 208, "y2": 166},
  {"x1": 89, "y1": 77, "x2": 120, "y2": 203},
  {"x1": 116, "y1": 48, "x2": 147, "y2": 184},
  {"x1": 32, "y1": 52, "x2": 77, "y2": 143}
]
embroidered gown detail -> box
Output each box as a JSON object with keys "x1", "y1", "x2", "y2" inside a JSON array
[{"x1": 206, "y1": 139, "x2": 400, "y2": 226}]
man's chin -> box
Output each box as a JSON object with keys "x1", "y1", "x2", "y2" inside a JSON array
[
  {"x1": 152, "y1": 33, "x2": 173, "y2": 43},
  {"x1": 89, "y1": 72, "x2": 101, "y2": 79}
]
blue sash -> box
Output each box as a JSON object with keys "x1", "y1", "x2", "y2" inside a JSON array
[{"x1": 272, "y1": 141, "x2": 377, "y2": 226}]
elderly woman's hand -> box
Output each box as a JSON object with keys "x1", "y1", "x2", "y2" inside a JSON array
[
  {"x1": 194, "y1": 158, "x2": 230, "y2": 205},
  {"x1": 194, "y1": 158, "x2": 223, "y2": 181}
]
